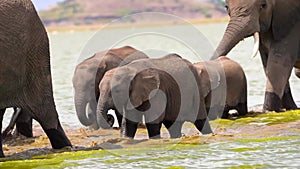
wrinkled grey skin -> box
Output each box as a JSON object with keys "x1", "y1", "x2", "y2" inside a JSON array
[
  {"x1": 0, "y1": 0, "x2": 71, "y2": 157},
  {"x1": 73, "y1": 46, "x2": 148, "y2": 129},
  {"x1": 194, "y1": 56, "x2": 248, "y2": 119},
  {"x1": 97, "y1": 54, "x2": 212, "y2": 139},
  {"x1": 213, "y1": 0, "x2": 300, "y2": 112}
]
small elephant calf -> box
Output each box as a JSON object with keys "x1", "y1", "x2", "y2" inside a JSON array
[{"x1": 194, "y1": 56, "x2": 248, "y2": 119}]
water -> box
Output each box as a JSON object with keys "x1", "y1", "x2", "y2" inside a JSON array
[
  {"x1": 47, "y1": 22, "x2": 299, "y2": 128},
  {"x1": 62, "y1": 139, "x2": 300, "y2": 168},
  {"x1": 2, "y1": 22, "x2": 300, "y2": 167}
]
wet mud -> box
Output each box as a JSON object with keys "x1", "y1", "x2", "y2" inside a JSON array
[{"x1": 1, "y1": 110, "x2": 300, "y2": 162}]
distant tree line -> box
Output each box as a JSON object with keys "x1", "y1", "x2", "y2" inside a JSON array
[{"x1": 210, "y1": 0, "x2": 225, "y2": 6}]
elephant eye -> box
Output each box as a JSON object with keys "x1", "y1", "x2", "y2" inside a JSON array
[
  {"x1": 261, "y1": 3, "x2": 267, "y2": 9},
  {"x1": 225, "y1": 5, "x2": 230, "y2": 16}
]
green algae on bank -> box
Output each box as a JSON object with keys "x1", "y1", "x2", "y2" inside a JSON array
[
  {"x1": 229, "y1": 164, "x2": 266, "y2": 169},
  {"x1": 0, "y1": 149, "x2": 111, "y2": 168},
  {"x1": 211, "y1": 110, "x2": 300, "y2": 127},
  {"x1": 236, "y1": 136, "x2": 300, "y2": 143},
  {"x1": 0, "y1": 110, "x2": 299, "y2": 167}
]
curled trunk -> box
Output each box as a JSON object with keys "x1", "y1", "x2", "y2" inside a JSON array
[
  {"x1": 74, "y1": 93, "x2": 93, "y2": 126},
  {"x1": 96, "y1": 99, "x2": 111, "y2": 129}
]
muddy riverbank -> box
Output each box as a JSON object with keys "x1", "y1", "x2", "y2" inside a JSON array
[{"x1": 1, "y1": 110, "x2": 299, "y2": 164}]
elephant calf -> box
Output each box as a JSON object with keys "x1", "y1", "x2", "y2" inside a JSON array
[
  {"x1": 194, "y1": 56, "x2": 248, "y2": 119},
  {"x1": 97, "y1": 54, "x2": 212, "y2": 139},
  {"x1": 73, "y1": 46, "x2": 148, "y2": 130}
]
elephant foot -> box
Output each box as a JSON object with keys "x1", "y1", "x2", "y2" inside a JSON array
[
  {"x1": 1, "y1": 127, "x2": 14, "y2": 140},
  {"x1": 0, "y1": 137, "x2": 4, "y2": 158},
  {"x1": 0, "y1": 153, "x2": 4, "y2": 158},
  {"x1": 163, "y1": 121, "x2": 183, "y2": 138},
  {"x1": 194, "y1": 119, "x2": 212, "y2": 135},
  {"x1": 263, "y1": 92, "x2": 282, "y2": 112},
  {"x1": 282, "y1": 89, "x2": 298, "y2": 110},
  {"x1": 146, "y1": 123, "x2": 162, "y2": 139},
  {"x1": 236, "y1": 102, "x2": 248, "y2": 116},
  {"x1": 121, "y1": 119, "x2": 138, "y2": 138},
  {"x1": 16, "y1": 122, "x2": 33, "y2": 138},
  {"x1": 44, "y1": 128, "x2": 72, "y2": 149}
]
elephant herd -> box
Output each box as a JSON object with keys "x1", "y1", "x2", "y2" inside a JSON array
[
  {"x1": 0, "y1": 0, "x2": 299, "y2": 158},
  {"x1": 72, "y1": 46, "x2": 248, "y2": 139}
]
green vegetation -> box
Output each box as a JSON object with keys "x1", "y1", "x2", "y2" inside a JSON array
[
  {"x1": 211, "y1": 110, "x2": 300, "y2": 127},
  {"x1": 229, "y1": 164, "x2": 266, "y2": 169},
  {"x1": 210, "y1": 0, "x2": 225, "y2": 6},
  {"x1": 38, "y1": 0, "x2": 227, "y2": 26},
  {"x1": 236, "y1": 136, "x2": 299, "y2": 143},
  {"x1": 116, "y1": 9, "x2": 132, "y2": 16},
  {"x1": 0, "y1": 110, "x2": 299, "y2": 167},
  {"x1": 39, "y1": 0, "x2": 83, "y2": 21}
]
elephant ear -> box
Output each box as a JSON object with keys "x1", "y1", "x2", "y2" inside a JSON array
[
  {"x1": 128, "y1": 69, "x2": 160, "y2": 110},
  {"x1": 199, "y1": 63, "x2": 221, "y2": 97},
  {"x1": 272, "y1": 0, "x2": 300, "y2": 41}
]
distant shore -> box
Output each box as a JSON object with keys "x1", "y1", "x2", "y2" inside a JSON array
[{"x1": 45, "y1": 17, "x2": 229, "y2": 32}]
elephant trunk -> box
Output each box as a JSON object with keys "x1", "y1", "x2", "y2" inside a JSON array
[
  {"x1": 74, "y1": 93, "x2": 93, "y2": 126},
  {"x1": 96, "y1": 98, "x2": 111, "y2": 129},
  {"x1": 212, "y1": 17, "x2": 260, "y2": 59}
]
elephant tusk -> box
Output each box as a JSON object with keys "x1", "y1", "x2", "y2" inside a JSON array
[{"x1": 251, "y1": 32, "x2": 260, "y2": 58}]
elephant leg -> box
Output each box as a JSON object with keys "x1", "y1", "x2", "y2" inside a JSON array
[
  {"x1": 221, "y1": 106, "x2": 230, "y2": 119},
  {"x1": 194, "y1": 119, "x2": 212, "y2": 135},
  {"x1": 146, "y1": 122, "x2": 162, "y2": 139},
  {"x1": 264, "y1": 63, "x2": 294, "y2": 112},
  {"x1": 263, "y1": 39, "x2": 298, "y2": 112},
  {"x1": 207, "y1": 105, "x2": 224, "y2": 120},
  {"x1": 31, "y1": 104, "x2": 72, "y2": 149},
  {"x1": 163, "y1": 120, "x2": 183, "y2": 138},
  {"x1": 121, "y1": 116, "x2": 138, "y2": 138},
  {"x1": 115, "y1": 110, "x2": 123, "y2": 128},
  {"x1": 281, "y1": 82, "x2": 297, "y2": 110},
  {"x1": 120, "y1": 110, "x2": 142, "y2": 138},
  {"x1": 0, "y1": 109, "x2": 5, "y2": 157},
  {"x1": 15, "y1": 109, "x2": 33, "y2": 138},
  {"x1": 236, "y1": 102, "x2": 248, "y2": 116},
  {"x1": 2, "y1": 107, "x2": 21, "y2": 139},
  {"x1": 42, "y1": 121, "x2": 71, "y2": 149}
]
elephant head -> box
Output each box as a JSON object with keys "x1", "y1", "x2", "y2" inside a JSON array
[
  {"x1": 213, "y1": 0, "x2": 300, "y2": 59},
  {"x1": 73, "y1": 46, "x2": 149, "y2": 128},
  {"x1": 194, "y1": 62, "x2": 222, "y2": 98},
  {"x1": 73, "y1": 60, "x2": 99, "y2": 127},
  {"x1": 96, "y1": 64, "x2": 161, "y2": 129}
]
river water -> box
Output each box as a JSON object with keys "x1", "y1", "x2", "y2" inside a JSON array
[{"x1": 2, "y1": 22, "x2": 300, "y2": 168}]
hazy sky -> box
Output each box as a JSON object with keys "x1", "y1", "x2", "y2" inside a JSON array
[{"x1": 32, "y1": 0, "x2": 65, "y2": 11}]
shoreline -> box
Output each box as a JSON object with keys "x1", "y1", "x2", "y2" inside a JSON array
[
  {"x1": 45, "y1": 17, "x2": 229, "y2": 33},
  {"x1": 1, "y1": 110, "x2": 300, "y2": 161}
]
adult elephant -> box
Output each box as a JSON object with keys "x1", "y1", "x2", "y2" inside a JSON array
[
  {"x1": 97, "y1": 54, "x2": 212, "y2": 139},
  {"x1": 213, "y1": 0, "x2": 300, "y2": 112},
  {"x1": 73, "y1": 46, "x2": 148, "y2": 129},
  {"x1": 0, "y1": 0, "x2": 71, "y2": 157}
]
